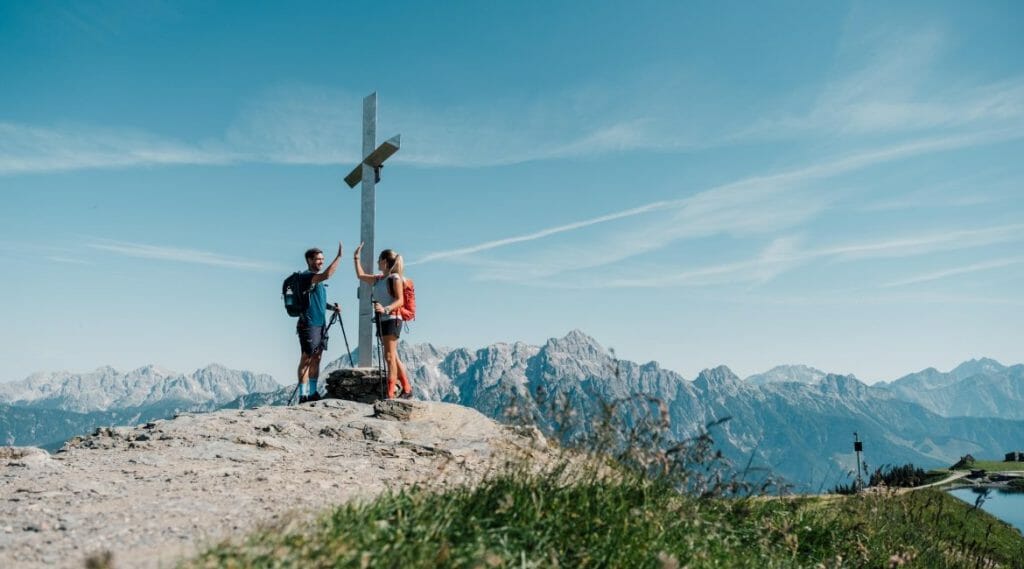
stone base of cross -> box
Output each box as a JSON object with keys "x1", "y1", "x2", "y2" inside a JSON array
[{"x1": 324, "y1": 368, "x2": 387, "y2": 403}]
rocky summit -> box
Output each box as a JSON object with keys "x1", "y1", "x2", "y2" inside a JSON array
[{"x1": 0, "y1": 399, "x2": 550, "y2": 569}]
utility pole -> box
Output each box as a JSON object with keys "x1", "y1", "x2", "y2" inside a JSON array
[{"x1": 853, "y1": 432, "x2": 865, "y2": 492}]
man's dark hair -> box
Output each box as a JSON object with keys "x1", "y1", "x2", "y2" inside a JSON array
[{"x1": 304, "y1": 248, "x2": 323, "y2": 262}]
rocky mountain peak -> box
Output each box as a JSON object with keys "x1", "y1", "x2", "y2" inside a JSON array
[
  {"x1": 543, "y1": 330, "x2": 607, "y2": 358},
  {"x1": 132, "y1": 364, "x2": 174, "y2": 377},
  {"x1": 951, "y1": 357, "x2": 1006, "y2": 380},
  {"x1": 746, "y1": 364, "x2": 827, "y2": 386},
  {"x1": 693, "y1": 365, "x2": 741, "y2": 390},
  {"x1": 818, "y1": 374, "x2": 870, "y2": 397},
  {"x1": 888, "y1": 358, "x2": 1008, "y2": 393}
]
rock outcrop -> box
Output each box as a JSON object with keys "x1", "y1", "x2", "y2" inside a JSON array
[{"x1": 0, "y1": 399, "x2": 550, "y2": 569}]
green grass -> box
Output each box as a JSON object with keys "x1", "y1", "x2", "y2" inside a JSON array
[
  {"x1": 183, "y1": 469, "x2": 1024, "y2": 568},
  {"x1": 950, "y1": 461, "x2": 1024, "y2": 472},
  {"x1": 922, "y1": 470, "x2": 952, "y2": 485}
]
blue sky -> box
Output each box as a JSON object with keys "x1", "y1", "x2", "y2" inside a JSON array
[{"x1": 2, "y1": 1, "x2": 1022, "y2": 385}]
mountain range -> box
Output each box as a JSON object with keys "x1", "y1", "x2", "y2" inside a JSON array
[
  {"x1": 355, "y1": 332, "x2": 1024, "y2": 490},
  {"x1": 0, "y1": 364, "x2": 278, "y2": 412},
  {"x1": 876, "y1": 358, "x2": 1024, "y2": 419},
  {"x1": 0, "y1": 364, "x2": 278, "y2": 449},
  {"x1": 2, "y1": 331, "x2": 1022, "y2": 490}
]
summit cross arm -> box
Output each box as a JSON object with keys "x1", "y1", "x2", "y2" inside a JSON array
[{"x1": 344, "y1": 92, "x2": 402, "y2": 368}]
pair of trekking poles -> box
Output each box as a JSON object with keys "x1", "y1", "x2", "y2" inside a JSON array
[
  {"x1": 373, "y1": 301, "x2": 389, "y2": 400},
  {"x1": 289, "y1": 302, "x2": 389, "y2": 404}
]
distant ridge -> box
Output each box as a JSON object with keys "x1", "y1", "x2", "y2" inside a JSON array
[
  {"x1": 0, "y1": 364, "x2": 279, "y2": 412},
  {"x1": 4, "y1": 333, "x2": 1023, "y2": 490},
  {"x1": 876, "y1": 358, "x2": 1024, "y2": 419}
]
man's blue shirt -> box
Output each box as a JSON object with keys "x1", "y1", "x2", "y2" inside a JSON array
[{"x1": 301, "y1": 271, "x2": 327, "y2": 326}]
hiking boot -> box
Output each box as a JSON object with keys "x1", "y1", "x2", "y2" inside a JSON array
[
  {"x1": 398, "y1": 390, "x2": 413, "y2": 400},
  {"x1": 298, "y1": 395, "x2": 309, "y2": 404},
  {"x1": 308, "y1": 393, "x2": 321, "y2": 402}
]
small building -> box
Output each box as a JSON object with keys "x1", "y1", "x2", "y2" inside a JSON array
[
  {"x1": 1005, "y1": 451, "x2": 1024, "y2": 462},
  {"x1": 953, "y1": 454, "x2": 976, "y2": 469}
]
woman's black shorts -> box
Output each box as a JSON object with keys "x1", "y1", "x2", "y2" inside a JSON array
[{"x1": 377, "y1": 318, "x2": 402, "y2": 338}]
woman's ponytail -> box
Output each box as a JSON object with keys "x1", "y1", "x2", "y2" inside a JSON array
[
  {"x1": 379, "y1": 249, "x2": 405, "y2": 298},
  {"x1": 379, "y1": 249, "x2": 404, "y2": 278}
]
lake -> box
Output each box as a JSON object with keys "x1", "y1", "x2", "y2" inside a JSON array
[{"x1": 949, "y1": 487, "x2": 1024, "y2": 533}]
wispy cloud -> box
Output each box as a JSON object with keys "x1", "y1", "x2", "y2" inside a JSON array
[
  {"x1": 585, "y1": 225, "x2": 1024, "y2": 289},
  {"x1": 742, "y1": 25, "x2": 1024, "y2": 138},
  {"x1": 46, "y1": 256, "x2": 92, "y2": 265},
  {"x1": 5, "y1": 24, "x2": 1023, "y2": 177},
  {"x1": 882, "y1": 257, "x2": 1024, "y2": 288},
  {"x1": 0, "y1": 123, "x2": 236, "y2": 175},
  {"x1": 86, "y1": 239, "x2": 283, "y2": 271},
  {"x1": 3, "y1": 20, "x2": 1023, "y2": 178},
  {"x1": 411, "y1": 200, "x2": 676, "y2": 265},
  {"x1": 0, "y1": 88, "x2": 682, "y2": 175},
  {"x1": 308, "y1": 24, "x2": 1024, "y2": 166},
  {"x1": 820, "y1": 225, "x2": 1024, "y2": 261},
  {"x1": 720, "y1": 289, "x2": 1024, "y2": 308},
  {"x1": 223, "y1": 85, "x2": 695, "y2": 168},
  {"x1": 415, "y1": 129, "x2": 1024, "y2": 278}
]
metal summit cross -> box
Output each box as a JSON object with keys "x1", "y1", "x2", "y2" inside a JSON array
[{"x1": 344, "y1": 92, "x2": 401, "y2": 367}]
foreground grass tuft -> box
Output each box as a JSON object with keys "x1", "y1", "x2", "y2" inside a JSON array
[{"x1": 184, "y1": 469, "x2": 1024, "y2": 568}]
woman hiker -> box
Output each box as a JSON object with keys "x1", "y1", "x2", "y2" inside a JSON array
[{"x1": 354, "y1": 243, "x2": 414, "y2": 399}]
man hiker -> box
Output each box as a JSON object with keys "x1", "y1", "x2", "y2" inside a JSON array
[{"x1": 296, "y1": 242, "x2": 343, "y2": 403}]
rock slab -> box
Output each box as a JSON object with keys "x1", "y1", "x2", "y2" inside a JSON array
[{"x1": 326, "y1": 368, "x2": 385, "y2": 403}]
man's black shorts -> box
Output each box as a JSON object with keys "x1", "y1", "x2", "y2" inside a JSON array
[
  {"x1": 297, "y1": 322, "x2": 325, "y2": 355},
  {"x1": 377, "y1": 318, "x2": 402, "y2": 338}
]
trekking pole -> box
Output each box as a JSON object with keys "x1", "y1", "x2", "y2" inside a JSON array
[
  {"x1": 288, "y1": 382, "x2": 299, "y2": 406},
  {"x1": 338, "y1": 314, "x2": 354, "y2": 367},
  {"x1": 373, "y1": 300, "x2": 388, "y2": 398},
  {"x1": 375, "y1": 313, "x2": 385, "y2": 374},
  {"x1": 325, "y1": 310, "x2": 340, "y2": 337},
  {"x1": 320, "y1": 311, "x2": 338, "y2": 357}
]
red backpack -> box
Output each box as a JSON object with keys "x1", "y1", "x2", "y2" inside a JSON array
[
  {"x1": 381, "y1": 275, "x2": 417, "y2": 321},
  {"x1": 398, "y1": 279, "x2": 416, "y2": 321}
]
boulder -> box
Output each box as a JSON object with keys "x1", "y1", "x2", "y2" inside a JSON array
[{"x1": 326, "y1": 367, "x2": 385, "y2": 403}]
